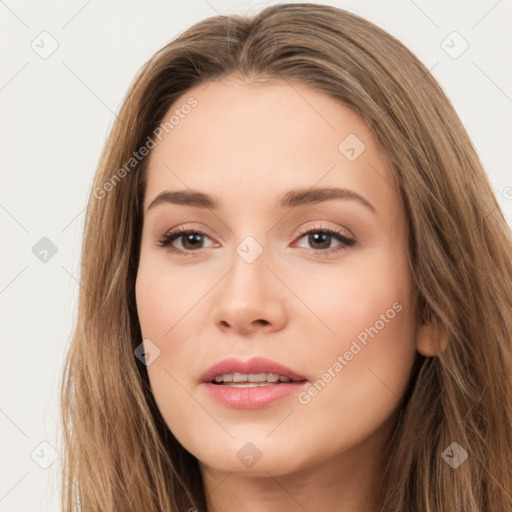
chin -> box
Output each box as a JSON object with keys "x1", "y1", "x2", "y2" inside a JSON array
[
  {"x1": 188, "y1": 434, "x2": 313, "y2": 477},
  {"x1": 197, "y1": 454, "x2": 304, "y2": 478}
]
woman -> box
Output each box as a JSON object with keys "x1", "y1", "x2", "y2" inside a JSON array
[{"x1": 60, "y1": 3, "x2": 512, "y2": 511}]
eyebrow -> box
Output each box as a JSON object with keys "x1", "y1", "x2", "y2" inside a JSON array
[{"x1": 146, "y1": 187, "x2": 376, "y2": 213}]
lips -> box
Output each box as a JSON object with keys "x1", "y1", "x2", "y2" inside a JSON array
[
  {"x1": 200, "y1": 357, "x2": 309, "y2": 408},
  {"x1": 200, "y1": 356, "x2": 307, "y2": 384}
]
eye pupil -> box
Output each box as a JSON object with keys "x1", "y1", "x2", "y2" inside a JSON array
[
  {"x1": 183, "y1": 233, "x2": 203, "y2": 250},
  {"x1": 309, "y1": 232, "x2": 330, "y2": 249}
]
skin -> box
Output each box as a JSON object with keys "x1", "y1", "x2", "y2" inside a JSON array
[{"x1": 135, "y1": 75, "x2": 444, "y2": 512}]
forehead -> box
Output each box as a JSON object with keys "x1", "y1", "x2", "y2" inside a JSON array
[
  {"x1": 148, "y1": 76, "x2": 374, "y2": 165},
  {"x1": 143, "y1": 76, "x2": 401, "y2": 224}
]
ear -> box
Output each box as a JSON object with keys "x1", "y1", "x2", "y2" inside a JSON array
[{"x1": 416, "y1": 321, "x2": 448, "y2": 356}]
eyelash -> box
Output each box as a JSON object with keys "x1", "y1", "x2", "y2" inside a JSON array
[{"x1": 156, "y1": 225, "x2": 356, "y2": 257}]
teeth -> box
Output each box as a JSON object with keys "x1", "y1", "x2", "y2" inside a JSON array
[
  {"x1": 224, "y1": 382, "x2": 275, "y2": 388},
  {"x1": 213, "y1": 372, "x2": 293, "y2": 384}
]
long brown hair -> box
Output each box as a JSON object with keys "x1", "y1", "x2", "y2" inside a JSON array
[{"x1": 59, "y1": 3, "x2": 512, "y2": 510}]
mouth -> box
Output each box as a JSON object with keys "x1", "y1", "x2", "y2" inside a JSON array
[
  {"x1": 212, "y1": 372, "x2": 303, "y2": 387},
  {"x1": 200, "y1": 357, "x2": 308, "y2": 408},
  {"x1": 200, "y1": 356, "x2": 307, "y2": 385}
]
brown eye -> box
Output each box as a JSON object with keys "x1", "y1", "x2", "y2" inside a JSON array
[
  {"x1": 295, "y1": 227, "x2": 355, "y2": 253},
  {"x1": 156, "y1": 225, "x2": 356, "y2": 256},
  {"x1": 157, "y1": 228, "x2": 214, "y2": 255}
]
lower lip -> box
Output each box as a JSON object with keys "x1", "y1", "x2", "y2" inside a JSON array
[{"x1": 203, "y1": 381, "x2": 308, "y2": 409}]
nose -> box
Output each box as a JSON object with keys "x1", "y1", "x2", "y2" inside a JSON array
[{"x1": 212, "y1": 246, "x2": 288, "y2": 336}]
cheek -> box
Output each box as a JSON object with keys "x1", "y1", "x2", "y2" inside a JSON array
[
  {"x1": 293, "y1": 276, "x2": 416, "y2": 447},
  {"x1": 301, "y1": 284, "x2": 416, "y2": 390},
  {"x1": 135, "y1": 256, "x2": 212, "y2": 433},
  {"x1": 135, "y1": 255, "x2": 201, "y2": 339}
]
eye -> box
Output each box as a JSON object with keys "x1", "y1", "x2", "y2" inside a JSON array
[
  {"x1": 156, "y1": 224, "x2": 356, "y2": 256},
  {"x1": 293, "y1": 225, "x2": 355, "y2": 254},
  {"x1": 156, "y1": 227, "x2": 215, "y2": 256}
]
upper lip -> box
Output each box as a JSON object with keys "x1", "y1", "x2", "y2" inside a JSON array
[{"x1": 200, "y1": 357, "x2": 308, "y2": 383}]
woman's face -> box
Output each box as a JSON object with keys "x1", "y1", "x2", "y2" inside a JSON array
[{"x1": 135, "y1": 76, "x2": 418, "y2": 478}]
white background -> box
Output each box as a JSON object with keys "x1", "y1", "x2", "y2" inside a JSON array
[{"x1": 1, "y1": 0, "x2": 511, "y2": 510}]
